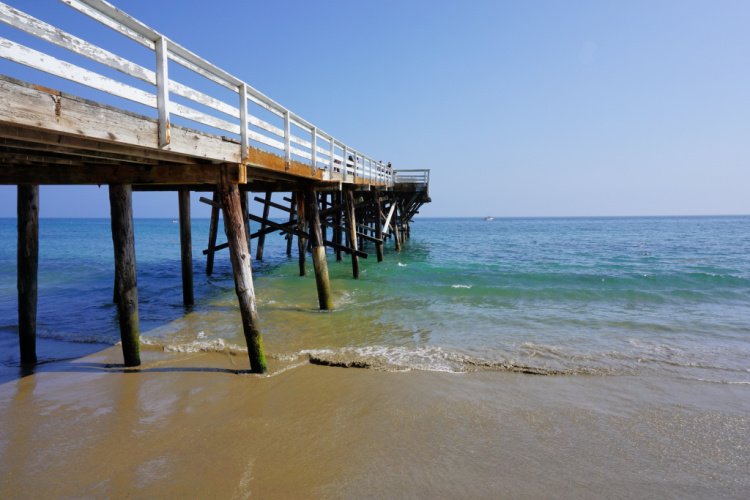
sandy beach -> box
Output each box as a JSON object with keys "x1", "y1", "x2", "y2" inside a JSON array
[{"x1": 1, "y1": 346, "x2": 748, "y2": 499}]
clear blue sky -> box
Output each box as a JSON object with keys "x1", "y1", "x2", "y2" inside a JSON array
[{"x1": 0, "y1": 0, "x2": 748, "y2": 217}]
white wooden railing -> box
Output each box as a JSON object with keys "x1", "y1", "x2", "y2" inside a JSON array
[
  {"x1": 0, "y1": 0, "x2": 395, "y2": 185},
  {"x1": 393, "y1": 169, "x2": 430, "y2": 185}
]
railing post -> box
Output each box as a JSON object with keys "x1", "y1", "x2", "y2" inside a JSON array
[
  {"x1": 239, "y1": 83, "x2": 248, "y2": 162},
  {"x1": 342, "y1": 145, "x2": 348, "y2": 182},
  {"x1": 155, "y1": 36, "x2": 170, "y2": 147},
  {"x1": 311, "y1": 126, "x2": 317, "y2": 174},
  {"x1": 329, "y1": 138, "x2": 335, "y2": 175},
  {"x1": 284, "y1": 109, "x2": 291, "y2": 171}
]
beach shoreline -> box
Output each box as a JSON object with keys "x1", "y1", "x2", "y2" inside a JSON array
[{"x1": 1, "y1": 346, "x2": 748, "y2": 498}]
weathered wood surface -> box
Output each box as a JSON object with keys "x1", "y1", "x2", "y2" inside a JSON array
[
  {"x1": 219, "y1": 173, "x2": 266, "y2": 373},
  {"x1": 0, "y1": 77, "x2": 395, "y2": 187},
  {"x1": 205, "y1": 190, "x2": 220, "y2": 275},
  {"x1": 296, "y1": 191, "x2": 307, "y2": 276},
  {"x1": 305, "y1": 188, "x2": 332, "y2": 310},
  {"x1": 16, "y1": 183, "x2": 38, "y2": 365},
  {"x1": 255, "y1": 191, "x2": 271, "y2": 261},
  {"x1": 239, "y1": 190, "x2": 251, "y2": 255},
  {"x1": 393, "y1": 203, "x2": 402, "y2": 252},
  {"x1": 0, "y1": 163, "x2": 243, "y2": 185},
  {"x1": 109, "y1": 184, "x2": 140, "y2": 367},
  {"x1": 0, "y1": 77, "x2": 242, "y2": 163},
  {"x1": 178, "y1": 189, "x2": 193, "y2": 306},
  {"x1": 286, "y1": 192, "x2": 295, "y2": 256},
  {"x1": 374, "y1": 194, "x2": 384, "y2": 262},
  {"x1": 344, "y1": 190, "x2": 360, "y2": 279}
]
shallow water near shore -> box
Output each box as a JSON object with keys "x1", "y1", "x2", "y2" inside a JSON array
[
  {"x1": 2, "y1": 216, "x2": 748, "y2": 381},
  {"x1": 1, "y1": 215, "x2": 749, "y2": 496}
]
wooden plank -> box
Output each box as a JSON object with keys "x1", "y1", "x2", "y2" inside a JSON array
[
  {"x1": 253, "y1": 195, "x2": 291, "y2": 213},
  {"x1": 109, "y1": 184, "x2": 140, "y2": 367},
  {"x1": 284, "y1": 110, "x2": 291, "y2": 170},
  {"x1": 0, "y1": 3, "x2": 240, "y2": 127},
  {"x1": 286, "y1": 192, "x2": 295, "y2": 256},
  {"x1": 17, "y1": 183, "x2": 38, "y2": 365},
  {"x1": 0, "y1": 163, "x2": 242, "y2": 185},
  {"x1": 382, "y1": 201, "x2": 397, "y2": 235},
  {"x1": 0, "y1": 77, "x2": 242, "y2": 163},
  {"x1": 219, "y1": 174, "x2": 266, "y2": 373},
  {"x1": 0, "y1": 123, "x2": 203, "y2": 164},
  {"x1": 0, "y1": 3, "x2": 153, "y2": 83},
  {"x1": 239, "y1": 83, "x2": 248, "y2": 161},
  {"x1": 178, "y1": 189, "x2": 193, "y2": 306},
  {"x1": 0, "y1": 37, "x2": 156, "y2": 108},
  {"x1": 155, "y1": 36, "x2": 170, "y2": 146}
]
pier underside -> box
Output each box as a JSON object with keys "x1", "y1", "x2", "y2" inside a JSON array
[{"x1": 0, "y1": 76, "x2": 430, "y2": 373}]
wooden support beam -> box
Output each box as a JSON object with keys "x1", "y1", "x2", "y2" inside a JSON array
[
  {"x1": 296, "y1": 191, "x2": 306, "y2": 276},
  {"x1": 246, "y1": 213, "x2": 367, "y2": 258},
  {"x1": 219, "y1": 174, "x2": 266, "y2": 373},
  {"x1": 178, "y1": 189, "x2": 194, "y2": 306},
  {"x1": 255, "y1": 191, "x2": 271, "y2": 261},
  {"x1": 240, "y1": 190, "x2": 251, "y2": 256},
  {"x1": 205, "y1": 190, "x2": 220, "y2": 276},
  {"x1": 325, "y1": 221, "x2": 382, "y2": 243},
  {"x1": 253, "y1": 196, "x2": 292, "y2": 213},
  {"x1": 345, "y1": 190, "x2": 360, "y2": 279},
  {"x1": 305, "y1": 188, "x2": 333, "y2": 310},
  {"x1": 334, "y1": 191, "x2": 343, "y2": 262},
  {"x1": 109, "y1": 184, "x2": 140, "y2": 367},
  {"x1": 393, "y1": 202, "x2": 402, "y2": 252},
  {"x1": 0, "y1": 163, "x2": 245, "y2": 185},
  {"x1": 382, "y1": 202, "x2": 397, "y2": 235},
  {"x1": 375, "y1": 195, "x2": 384, "y2": 262},
  {"x1": 286, "y1": 192, "x2": 295, "y2": 256},
  {"x1": 17, "y1": 184, "x2": 38, "y2": 365}
]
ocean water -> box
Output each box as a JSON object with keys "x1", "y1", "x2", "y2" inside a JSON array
[{"x1": 1, "y1": 216, "x2": 749, "y2": 383}]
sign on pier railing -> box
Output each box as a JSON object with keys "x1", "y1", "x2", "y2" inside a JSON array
[{"x1": 0, "y1": 0, "x2": 394, "y2": 185}]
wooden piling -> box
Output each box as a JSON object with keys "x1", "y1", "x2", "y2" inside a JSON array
[
  {"x1": 240, "y1": 190, "x2": 251, "y2": 256},
  {"x1": 296, "y1": 191, "x2": 307, "y2": 276},
  {"x1": 205, "y1": 190, "x2": 220, "y2": 276},
  {"x1": 17, "y1": 184, "x2": 38, "y2": 365},
  {"x1": 305, "y1": 188, "x2": 333, "y2": 310},
  {"x1": 285, "y1": 192, "x2": 295, "y2": 256},
  {"x1": 374, "y1": 194, "x2": 384, "y2": 262},
  {"x1": 256, "y1": 190, "x2": 271, "y2": 261},
  {"x1": 219, "y1": 174, "x2": 266, "y2": 373},
  {"x1": 109, "y1": 184, "x2": 140, "y2": 367},
  {"x1": 178, "y1": 189, "x2": 194, "y2": 306},
  {"x1": 393, "y1": 202, "x2": 402, "y2": 252},
  {"x1": 344, "y1": 190, "x2": 360, "y2": 279},
  {"x1": 335, "y1": 191, "x2": 343, "y2": 262}
]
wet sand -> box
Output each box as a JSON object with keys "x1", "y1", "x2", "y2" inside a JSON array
[{"x1": 1, "y1": 348, "x2": 748, "y2": 498}]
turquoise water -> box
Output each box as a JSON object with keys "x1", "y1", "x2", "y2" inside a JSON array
[{"x1": 1, "y1": 216, "x2": 749, "y2": 382}]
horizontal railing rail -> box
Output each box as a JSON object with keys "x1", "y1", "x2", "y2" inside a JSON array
[
  {"x1": 393, "y1": 169, "x2": 430, "y2": 184},
  {"x1": 0, "y1": 0, "x2": 396, "y2": 185}
]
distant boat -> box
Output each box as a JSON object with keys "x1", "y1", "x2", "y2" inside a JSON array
[
  {"x1": 171, "y1": 219, "x2": 178, "y2": 223},
  {"x1": 484, "y1": 216, "x2": 495, "y2": 221}
]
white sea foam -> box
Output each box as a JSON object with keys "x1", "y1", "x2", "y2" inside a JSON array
[
  {"x1": 397, "y1": 262, "x2": 407, "y2": 267},
  {"x1": 451, "y1": 284, "x2": 472, "y2": 289}
]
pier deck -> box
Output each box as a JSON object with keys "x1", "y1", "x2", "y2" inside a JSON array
[{"x1": 0, "y1": 0, "x2": 430, "y2": 372}]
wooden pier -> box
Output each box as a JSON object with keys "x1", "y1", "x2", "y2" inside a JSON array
[{"x1": 0, "y1": 0, "x2": 430, "y2": 373}]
